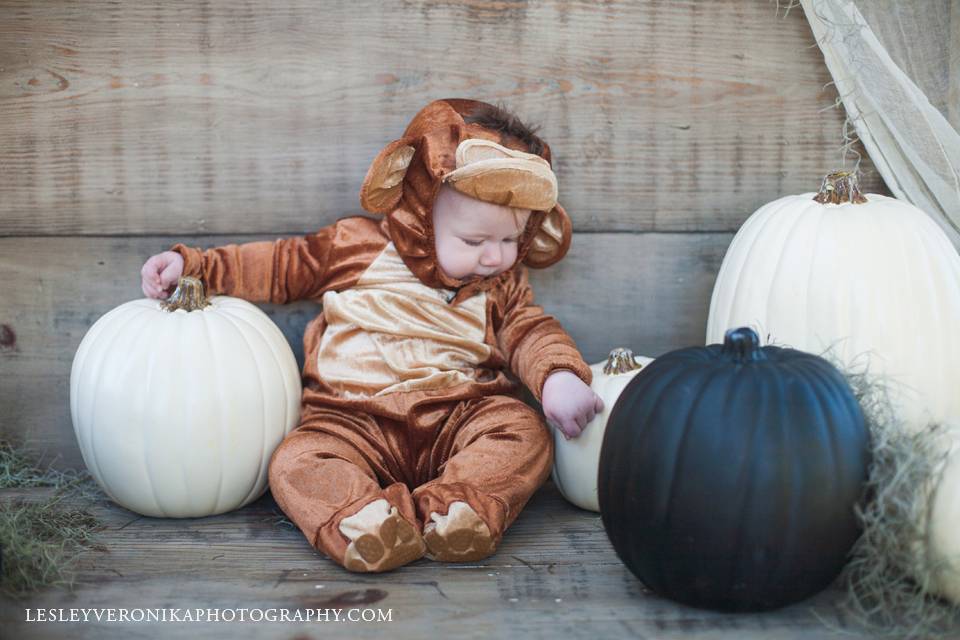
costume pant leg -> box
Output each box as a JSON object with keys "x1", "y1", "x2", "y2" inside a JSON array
[
  {"x1": 412, "y1": 395, "x2": 554, "y2": 549},
  {"x1": 268, "y1": 407, "x2": 422, "y2": 570}
]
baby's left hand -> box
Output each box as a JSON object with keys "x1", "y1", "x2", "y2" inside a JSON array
[{"x1": 541, "y1": 370, "x2": 604, "y2": 440}]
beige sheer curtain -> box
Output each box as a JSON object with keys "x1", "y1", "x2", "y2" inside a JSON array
[{"x1": 799, "y1": 0, "x2": 960, "y2": 248}]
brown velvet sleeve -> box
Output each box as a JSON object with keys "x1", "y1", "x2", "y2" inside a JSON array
[
  {"x1": 495, "y1": 267, "x2": 593, "y2": 403},
  {"x1": 170, "y1": 216, "x2": 387, "y2": 304}
]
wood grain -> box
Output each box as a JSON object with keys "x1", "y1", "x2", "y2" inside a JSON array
[
  {"x1": 0, "y1": 231, "x2": 731, "y2": 469},
  {"x1": 0, "y1": 482, "x2": 873, "y2": 639},
  {"x1": 0, "y1": 0, "x2": 887, "y2": 236},
  {"x1": 0, "y1": 4, "x2": 896, "y2": 636}
]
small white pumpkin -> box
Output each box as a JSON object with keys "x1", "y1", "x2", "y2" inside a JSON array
[
  {"x1": 853, "y1": 423, "x2": 960, "y2": 608},
  {"x1": 707, "y1": 171, "x2": 960, "y2": 434},
  {"x1": 70, "y1": 277, "x2": 302, "y2": 518},
  {"x1": 552, "y1": 348, "x2": 652, "y2": 512},
  {"x1": 924, "y1": 427, "x2": 960, "y2": 603}
]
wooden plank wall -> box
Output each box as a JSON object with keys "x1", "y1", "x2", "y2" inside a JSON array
[{"x1": 0, "y1": 0, "x2": 888, "y2": 469}]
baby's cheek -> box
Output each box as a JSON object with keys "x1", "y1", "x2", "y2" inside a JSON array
[
  {"x1": 441, "y1": 250, "x2": 477, "y2": 278},
  {"x1": 458, "y1": 256, "x2": 479, "y2": 277},
  {"x1": 435, "y1": 237, "x2": 470, "y2": 278},
  {"x1": 505, "y1": 244, "x2": 519, "y2": 268}
]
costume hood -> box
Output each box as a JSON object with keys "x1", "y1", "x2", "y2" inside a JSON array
[{"x1": 358, "y1": 98, "x2": 572, "y2": 302}]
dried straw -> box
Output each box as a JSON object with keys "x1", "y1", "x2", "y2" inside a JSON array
[{"x1": 831, "y1": 360, "x2": 960, "y2": 639}]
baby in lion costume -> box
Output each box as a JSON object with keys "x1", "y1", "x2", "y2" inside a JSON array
[{"x1": 141, "y1": 99, "x2": 603, "y2": 572}]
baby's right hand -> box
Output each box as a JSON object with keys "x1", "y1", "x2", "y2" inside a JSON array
[{"x1": 141, "y1": 251, "x2": 184, "y2": 299}]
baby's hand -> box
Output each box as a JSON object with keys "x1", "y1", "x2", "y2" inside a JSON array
[
  {"x1": 541, "y1": 370, "x2": 604, "y2": 440},
  {"x1": 141, "y1": 251, "x2": 184, "y2": 299}
]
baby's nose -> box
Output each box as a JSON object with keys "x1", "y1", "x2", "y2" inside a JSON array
[{"x1": 479, "y1": 243, "x2": 502, "y2": 266}]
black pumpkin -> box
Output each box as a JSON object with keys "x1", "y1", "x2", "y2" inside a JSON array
[{"x1": 598, "y1": 327, "x2": 870, "y2": 612}]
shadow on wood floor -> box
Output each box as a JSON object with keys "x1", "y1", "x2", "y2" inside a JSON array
[{"x1": 0, "y1": 481, "x2": 871, "y2": 639}]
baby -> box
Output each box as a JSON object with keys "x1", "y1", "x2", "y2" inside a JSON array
[{"x1": 140, "y1": 99, "x2": 602, "y2": 572}]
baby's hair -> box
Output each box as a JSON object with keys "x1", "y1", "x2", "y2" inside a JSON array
[{"x1": 463, "y1": 102, "x2": 545, "y2": 157}]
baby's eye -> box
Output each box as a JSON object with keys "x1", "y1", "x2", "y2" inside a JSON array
[
  {"x1": 461, "y1": 238, "x2": 483, "y2": 247},
  {"x1": 504, "y1": 237, "x2": 519, "y2": 243}
]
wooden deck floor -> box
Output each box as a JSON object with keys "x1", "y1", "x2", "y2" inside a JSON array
[{"x1": 1, "y1": 482, "x2": 873, "y2": 639}]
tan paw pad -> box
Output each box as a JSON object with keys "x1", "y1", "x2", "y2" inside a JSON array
[
  {"x1": 423, "y1": 501, "x2": 497, "y2": 562},
  {"x1": 338, "y1": 498, "x2": 425, "y2": 572}
]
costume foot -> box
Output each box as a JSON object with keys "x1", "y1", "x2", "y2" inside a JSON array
[
  {"x1": 338, "y1": 498, "x2": 425, "y2": 572},
  {"x1": 423, "y1": 501, "x2": 497, "y2": 562}
]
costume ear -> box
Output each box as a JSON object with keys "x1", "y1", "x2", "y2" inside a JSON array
[
  {"x1": 524, "y1": 203, "x2": 572, "y2": 269},
  {"x1": 359, "y1": 138, "x2": 416, "y2": 214}
]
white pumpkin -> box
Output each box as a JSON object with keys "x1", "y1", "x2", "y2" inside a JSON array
[
  {"x1": 706, "y1": 171, "x2": 960, "y2": 434},
  {"x1": 924, "y1": 427, "x2": 960, "y2": 603},
  {"x1": 552, "y1": 348, "x2": 652, "y2": 512},
  {"x1": 70, "y1": 277, "x2": 302, "y2": 518}
]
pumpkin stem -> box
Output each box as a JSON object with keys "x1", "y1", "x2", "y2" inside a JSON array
[
  {"x1": 160, "y1": 276, "x2": 211, "y2": 312},
  {"x1": 603, "y1": 348, "x2": 644, "y2": 375},
  {"x1": 721, "y1": 327, "x2": 767, "y2": 363},
  {"x1": 813, "y1": 170, "x2": 868, "y2": 205}
]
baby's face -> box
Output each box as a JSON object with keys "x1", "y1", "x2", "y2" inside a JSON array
[{"x1": 432, "y1": 185, "x2": 532, "y2": 280}]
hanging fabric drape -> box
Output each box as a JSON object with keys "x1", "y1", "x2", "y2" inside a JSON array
[{"x1": 799, "y1": 0, "x2": 960, "y2": 248}]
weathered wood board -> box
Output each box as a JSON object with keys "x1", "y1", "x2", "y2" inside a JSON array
[
  {"x1": 1, "y1": 0, "x2": 885, "y2": 237},
  {"x1": 0, "y1": 2, "x2": 904, "y2": 638},
  {"x1": 0, "y1": 0, "x2": 889, "y2": 469},
  {"x1": 0, "y1": 231, "x2": 731, "y2": 469},
  {"x1": 0, "y1": 482, "x2": 874, "y2": 639}
]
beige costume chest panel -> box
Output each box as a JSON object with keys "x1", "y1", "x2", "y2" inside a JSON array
[{"x1": 316, "y1": 242, "x2": 491, "y2": 398}]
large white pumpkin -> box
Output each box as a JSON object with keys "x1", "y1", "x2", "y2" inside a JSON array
[
  {"x1": 552, "y1": 348, "x2": 652, "y2": 512},
  {"x1": 70, "y1": 277, "x2": 302, "y2": 518},
  {"x1": 706, "y1": 172, "x2": 960, "y2": 434}
]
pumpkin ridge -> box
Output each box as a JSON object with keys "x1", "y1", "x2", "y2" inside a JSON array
[
  {"x1": 218, "y1": 310, "x2": 269, "y2": 509},
  {"x1": 813, "y1": 361, "x2": 851, "y2": 502},
  {"x1": 799, "y1": 199, "x2": 828, "y2": 351},
  {"x1": 140, "y1": 307, "x2": 177, "y2": 517},
  {"x1": 89, "y1": 307, "x2": 156, "y2": 509},
  {"x1": 71, "y1": 303, "x2": 139, "y2": 495},
  {"x1": 768, "y1": 198, "x2": 820, "y2": 348},
  {"x1": 882, "y1": 204, "x2": 923, "y2": 410},
  {"x1": 657, "y1": 362, "x2": 729, "y2": 600},
  {"x1": 751, "y1": 364, "x2": 794, "y2": 606},
  {"x1": 784, "y1": 359, "x2": 844, "y2": 598},
  {"x1": 623, "y1": 361, "x2": 700, "y2": 523},
  {"x1": 218, "y1": 307, "x2": 279, "y2": 509},
  {"x1": 760, "y1": 356, "x2": 801, "y2": 598},
  {"x1": 224, "y1": 302, "x2": 302, "y2": 432},
  {"x1": 902, "y1": 216, "x2": 952, "y2": 416},
  {"x1": 794, "y1": 355, "x2": 870, "y2": 499},
  {"x1": 911, "y1": 220, "x2": 958, "y2": 416},
  {"x1": 729, "y1": 196, "x2": 799, "y2": 340},
  {"x1": 727, "y1": 365, "x2": 769, "y2": 607},
  {"x1": 804, "y1": 356, "x2": 870, "y2": 591},
  {"x1": 600, "y1": 359, "x2": 689, "y2": 589},
  {"x1": 623, "y1": 365, "x2": 684, "y2": 596},
  {"x1": 200, "y1": 309, "x2": 231, "y2": 517},
  {"x1": 707, "y1": 196, "x2": 785, "y2": 334}
]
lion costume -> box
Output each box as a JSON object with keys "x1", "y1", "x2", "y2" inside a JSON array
[{"x1": 170, "y1": 98, "x2": 592, "y2": 572}]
